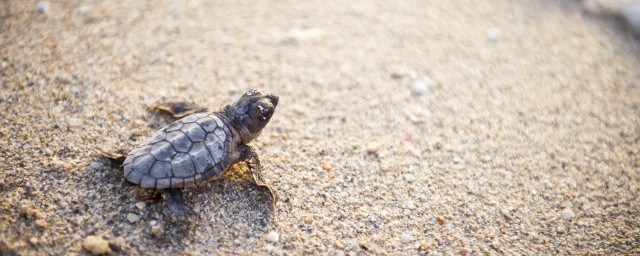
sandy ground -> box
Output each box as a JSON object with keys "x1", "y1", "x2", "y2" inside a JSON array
[{"x1": 1, "y1": 0, "x2": 640, "y2": 255}]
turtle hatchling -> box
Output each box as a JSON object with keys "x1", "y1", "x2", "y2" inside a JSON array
[{"x1": 122, "y1": 89, "x2": 278, "y2": 221}]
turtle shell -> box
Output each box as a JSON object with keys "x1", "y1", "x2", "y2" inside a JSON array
[{"x1": 123, "y1": 113, "x2": 232, "y2": 189}]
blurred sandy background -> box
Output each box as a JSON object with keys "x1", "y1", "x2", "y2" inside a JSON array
[{"x1": 1, "y1": 0, "x2": 639, "y2": 255}]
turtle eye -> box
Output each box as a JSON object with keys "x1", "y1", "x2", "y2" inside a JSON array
[
  {"x1": 249, "y1": 104, "x2": 266, "y2": 120},
  {"x1": 255, "y1": 104, "x2": 272, "y2": 120}
]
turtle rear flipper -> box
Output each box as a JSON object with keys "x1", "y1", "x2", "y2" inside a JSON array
[
  {"x1": 98, "y1": 149, "x2": 127, "y2": 166},
  {"x1": 152, "y1": 102, "x2": 208, "y2": 118},
  {"x1": 162, "y1": 189, "x2": 198, "y2": 223},
  {"x1": 97, "y1": 149, "x2": 134, "y2": 186}
]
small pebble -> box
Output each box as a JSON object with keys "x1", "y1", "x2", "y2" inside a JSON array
[
  {"x1": 82, "y1": 236, "x2": 111, "y2": 255},
  {"x1": 266, "y1": 231, "x2": 280, "y2": 243},
  {"x1": 419, "y1": 241, "x2": 431, "y2": 251},
  {"x1": 303, "y1": 215, "x2": 313, "y2": 224},
  {"x1": 126, "y1": 213, "x2": 140, "y2": 223},
  {"x1": 487, "y1": 141, "x2": 497, "y2": 150},
  {"x1": 487, "y1": 27, "x2": 500, "y2": 42},
  {"x1": 286, "y1": 28, "x2": 324, "y2": 42},
  {"x1": 366, "y1": 143, "x2": 380, "y2": 155},
  {"x1": 401, "y1": 234, "x2": 413, "y2": 243},
  {"x1": 322, "y1": 162, "x2": 334, "y2": 171},
  {"x1": 51, "y1": 157, "x2": 72, "y2": 171},
  {"x1": 389, "y1": 66, "x2": 415, "y2": 79},
  {"x1": 263, "y1": 244, "x2": 276, "y2": 252},
  {"x1": 34, "y1": 219, "x2": 48, "y2": 229},
  {"x1": 67, "y1": 117, "x2": 81, "y2": 127},
  {"x1": 36, "y1": 2, "x2": 49, "y2": 13},
  {"x1": 78, "y1": 5, "x2": 91, "y2": 15},
  {"x1": 404, "y1": 200, "x2": 416, "y2": 209},
  {"x1": 130, "y1": 128, "x2": 142, "y2": 137},
  {"x1": 390, "y1": 70, "x2": 406, "y2": 79},
  {"x1": 412, "y1": 78, "x2": 434, "y2": 96},
  {"x1": 436, "y1": 216, "x2": 446, "y2": 225},
  {"x1": 561, "y1": 208, "x2": 576, "y2": 220},
  {"x1": 380, "y1": 161, "x2": 393, "y2": 172},
  {"x1": 151, "y1": 225, "x2": 163, "y2": 235},
  {"x1": 135, "y1": 202, "x2": 146, "y2": 210},
  {"x1": 20, "y1": 205, "x2": 44, "y2": 219},
  {"x1": 89, "y1": 162, "x2": 104, "y2": 171},
  {"x1": 404, "y1": 107, "x2": 429, "y2": 123}
]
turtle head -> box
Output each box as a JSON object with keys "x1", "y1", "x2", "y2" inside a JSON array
[{"x1": 231, "y1": 89, "x2": 279, "y2": 143}]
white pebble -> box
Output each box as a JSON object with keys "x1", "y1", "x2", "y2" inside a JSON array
[
  {"x1": 67, "y1": 117, "x2": 81, "y2": 127},
  {"x1": 78, "y1": 5, "x2": 91, "y2": 15},
  {"x1": 404, "y1": 107, "x2": 430, "y2": 123},
  {"x1": 151, "y1": 225, "x2": 163, "y2": 235},
  {"x1": 561, "y1": 208, "x2": 576, "y2": 220},
  {"x1": 487, "y1": 27, "x2": 500, "y2": 42},
  {"x1": 404, "y1": 200, "x2": 416, "y2": 209},
  {"x1": 401, "y1": 233, "x2": 413, "y2": 243},
  {"x1": 487, "y1": 140, "x2": 497, "y2": 150},
  {"x1": 412, "y1": 82, "x2": 426, "y2": 96},
  {"x1": 36, "y1": 2, "x2": 49, "y2": 13},
  {"x1": 266, "y1": 231, "x2": 280, "y2": 243},
  {"x1": 287, "y1": 28, "x2": 324, "y2": 41},
  {"x1": 263, "y1": 244, "x2": 284, "y2": 255},
  {"x1": 135, "y1": 202, "x2": 146, "y2": 210},
  {"x1": 412, "y1": 78, "x2": 434, "y2": 96},
  {"x1": 126, "y1": 213, "x2": 140, "y2": 223}
]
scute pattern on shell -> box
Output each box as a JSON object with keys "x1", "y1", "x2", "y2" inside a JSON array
[{"x1": 123, "y1": 113, "x2": 231, "y2": 189}]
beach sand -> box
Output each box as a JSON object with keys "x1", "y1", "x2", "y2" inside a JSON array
[{"x1": 1, "y1": 0, "x2": 639, "y2": 254}]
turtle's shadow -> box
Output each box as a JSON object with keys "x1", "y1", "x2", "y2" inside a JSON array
[
  {"x1": 95, "y1": 159, "x2": 275, "y2": 251},
  {"x1": 147, "y1": 167, "x2": 276, "y2": 249}
]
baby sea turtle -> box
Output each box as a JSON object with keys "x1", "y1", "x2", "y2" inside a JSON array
[{"x1": 122, "y1": 89, "x2": 278, "y2": 221}]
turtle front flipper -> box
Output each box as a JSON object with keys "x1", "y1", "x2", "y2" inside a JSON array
[
  {"x1": 239, "y1": 145, "x2": 277, "y2": 209},
  {"x1": 162, "y1": 189, "x2": 198, "y2": 222},
  {"x1": 250, "y1": 167, "x2": 277, "y2": 210},
  {"x1": 153, "y1": 102, "x2": 208, "y2": 118}
]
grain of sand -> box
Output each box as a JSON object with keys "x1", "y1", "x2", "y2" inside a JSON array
[{"x1": 1, "y1": 0, "x2": 640, "y2": 255}]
